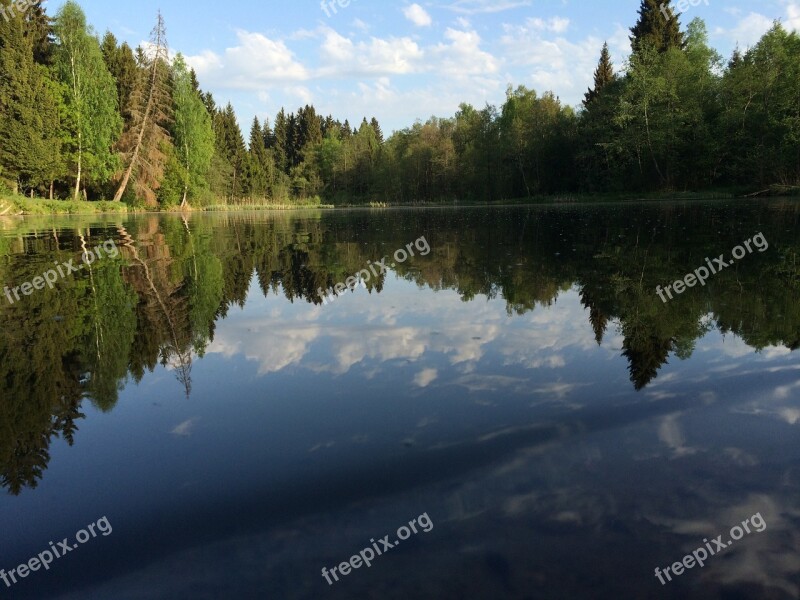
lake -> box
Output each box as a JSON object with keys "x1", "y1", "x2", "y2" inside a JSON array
[{"x1": 1, "y1": 201, "x2": 799, "y2": 599}]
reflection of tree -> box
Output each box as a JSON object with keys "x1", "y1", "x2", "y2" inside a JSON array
[
  {"x1": 79, "y1": 232, "x2": 138, "y2": 411},
  {"x1": 580, "y1": 288, "x2": 610, "y2": 345},
  {"x1": 118, "y1": 225, "x2": 193, "y2": 399},
  {"x1": 2, "y1": 202, "x2": 800, "y2": 493},
  {"x1": 0, "y1": 233, "x2": 88, "y2": 495}
]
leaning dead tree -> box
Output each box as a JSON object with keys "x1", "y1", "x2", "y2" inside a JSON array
[{"x1": 112, "y1": 12, "x2": 172, "y2": 205}]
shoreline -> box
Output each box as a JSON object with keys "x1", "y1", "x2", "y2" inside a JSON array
[{"x1": 1, "y1": 186, "x2": 798, "y2": 217}]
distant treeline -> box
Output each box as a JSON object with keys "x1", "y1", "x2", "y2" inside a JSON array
[{"x1": 0, "y1": 0, "x2": 799, "y2": 207}]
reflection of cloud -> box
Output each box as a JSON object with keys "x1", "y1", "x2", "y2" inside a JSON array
[
  {"x1": 530, "y1": 382, "x2": 588, "y2": 399},
  {"x1": 453, "y1": 374, "x2": 529, "y2": 394},
  {"x1": 208, "y1": 324, "x2": 320, "y2": 375},
  {"x1": 774, "y1": 379, "x2": 800, "y2": 399},
  {"x1": 652, "y1": 494, "x2": 800, "y2": 598},
  {"x1": 777, "y1": 408, "x2": 800, "y2": 425},
  {"x1": 658, "y1": 413, "x2": 697, "y2": 457},
  {"x1": 171, "y1": 418, "x2": 197, "y2": 437},
  {"x1": 414, "y1": 368, "x2": 438, "y2": 388}
]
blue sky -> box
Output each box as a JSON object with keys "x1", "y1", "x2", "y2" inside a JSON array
[{"x1": 50, "y1": 0, "x2": 800, "y2": 135}]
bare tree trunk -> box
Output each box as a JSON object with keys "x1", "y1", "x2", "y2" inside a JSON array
[
  {"x1": 73, "y1": 133, "x2": 82, "y2": 201},
  {"x1": 113, "y1": 15, "x2": 167, "y2": 202}
]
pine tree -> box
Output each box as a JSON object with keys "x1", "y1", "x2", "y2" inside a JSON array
[
  {"x1": 630, "y1": 0, "x2": 684, "y2": 54},
  {"x1": 23, "y1": 0, "x2": 53, "y2": 65},
  {"x1": 273, "y1": 108, "x2": 288, "y2": 173},
  {"x1": 370, "y1": 117, "x2": 384, "y2": 144},
  {"x1": 212, "y1": 104, "x2": 246, "y2": 200},
  {"x1": 262, "y1": 118, "x2": 274, "y2": 149},
  {"x1": 53, "y1": 1, "x2": 122, "y2": 200},
  {"x1": 583, "y1": 42, "x2": 615, "y2": 107},
  {"x1": 246, "y1": 116, "x2": 270, "y2": 199},
  {"x1": 113, "y1": 11, "x2": 172, "y2": 204},
  {"x1": 100, "y1": 32, "x2": 138, "y2": 125},
  {"x1": 0, "y1": 7, "x2": 61, "y2": 195}
]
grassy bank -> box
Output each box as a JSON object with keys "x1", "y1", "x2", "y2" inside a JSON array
[
  {"x1": 0, "y1": 195, "x2": 130, "y2": 216},
  {"x1": 0, "y1": 195, "x2": 333, "y2": 216},
  {"x1": 2, "y1": 185, "x2": 797, "y2": 216}
]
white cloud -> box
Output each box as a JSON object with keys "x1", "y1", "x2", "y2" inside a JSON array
[
  {"x1": 319, "y1": 29, "x2": 425, "y2": 76},
  {"x1": 404, "y1": 3, "x2": 433, "y2": 27},
  {"x1": 527, "y1": 17, "x2": 571, "y2": 34},
  {"x1": 713, "y1": 12, "x2": 774, "y2": 47},
  {"x1": 445, "y1": 0, "x2": 532, "y2": 14},
  {"x1": 785, "y1": 0, "x2": 800, "y2": 30},
  {"x1": 185, "y1": 30, "x2": 308, "y2": 90},
  {"x1": 432, "y1": 28, "x2": 500, "y2": 76}
]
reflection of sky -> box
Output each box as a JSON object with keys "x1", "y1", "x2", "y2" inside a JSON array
[
  {"x1": 207, "y1": 277, "x2": 619, "y2": 383},
  {"x1": 5, "y1": 272, "x2": 800, "y2": 599}
]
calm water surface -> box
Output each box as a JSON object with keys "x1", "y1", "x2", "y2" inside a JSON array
[{"x1": 1, "y1": 202, "x2": 799, "y2": 599}]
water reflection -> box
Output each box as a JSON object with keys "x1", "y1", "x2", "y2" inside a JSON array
[
  {"x1": 0, "y1": 202, "x2": 798, "y2": 598},
  {"x1": 0, "y1": 203, "x2": 799, "y2": 496}
]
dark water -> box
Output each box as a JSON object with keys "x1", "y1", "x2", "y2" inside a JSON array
[{"x1": 0, "y1": 201, "x2": 799, "y2": 599}]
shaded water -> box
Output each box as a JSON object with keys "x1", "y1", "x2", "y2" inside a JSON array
[{"x1": 1, "y1": 201, "x2": 799, "y2": 599}]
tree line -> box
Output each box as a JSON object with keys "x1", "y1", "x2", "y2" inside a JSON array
[{"x1": 1, "y1": 0, "x2": 799, "y2": 207}]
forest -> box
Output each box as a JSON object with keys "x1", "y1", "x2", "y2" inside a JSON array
[{"x1": 1, "y1": 0, "x2": 799, "y2": 208}]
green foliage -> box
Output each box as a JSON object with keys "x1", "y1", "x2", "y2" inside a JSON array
[
  {"x1": 0, "y1": 10, "x2": 62, "y2": 195},
  {"x1": 1, "y1": 1, "x2": 799, "y2": 206},
  {"x1": 630, "y1": 0, "x2": 684, "y2": 54},
  {"x1": 53, "y1": 1, "x2": 123, "y2": 198},
  {"x1": 170, "y1": 53, "x2": 215, "y2": 206}
]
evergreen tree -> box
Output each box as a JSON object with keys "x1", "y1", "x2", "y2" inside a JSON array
[
  {"x1": 262, "y1": 118, "x2": 274, "y2": 149},
  {"x1": 23, "y1": 0, "x2": 53, "y2": 65},
  {"x1": 583, "y1": 42, "x2": 615, "y2": 107},
  {"x1": 245, "y1": 116, "x2": 269, "y2": 199},
  {"x1": 630, "y1": 0, "x2": 684, "y2": 54},
  {"x1": 100, "y1": 32, "x2": 138, "y2": 126},
  {"x1": 370, "y1": 117, "x2": 384, "y2": 144},
  {"x1": 53, "y1": 1, "x2": 122, "y2": 200},
  {"x1": 0, "y1": 8, "x2": 61, "y2": 195},
  {"x1": 273, "y1": 108, "x2": 288, "y2": 173},
  {"x1": 212, "y1": 104, "x2": 246, "y2": 200},
  {"x1": 113, "y1": 11, "x2": 172, "y2": 204}
]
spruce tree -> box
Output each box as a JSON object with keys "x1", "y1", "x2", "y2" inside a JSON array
[
  {"x1": 370, "y1": 117, "x2": 384, "y2": 143},
  {"x1": 583, "y1": 42, "x2": 615, "y2": 107},
  {"x1": 0, "y1": 8, "x2": 61, "y2": 195},
  {"x1": 245, "y1": 116, "x2": 269, "y2": 199},
  {"x1": 113, "y1": 12, "x2": 172, "y2": 204},
  {"x1": 630, "y1": 0, "x2": 684, "y2": 54},
  {"x1": 100, "y1": 32, "x2": 138, "y2": 126},
  {"x1": 273, "y1": 109, "x2": 288, "y2": 173}
]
